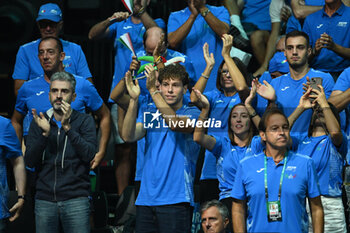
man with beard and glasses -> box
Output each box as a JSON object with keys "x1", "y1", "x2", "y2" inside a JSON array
[
  {"x1": 256, "y1": 30, "x2": 334, "y2": 138},
  {"x1": 24, "y1": 71, "x2": 97, "y2": 233}
]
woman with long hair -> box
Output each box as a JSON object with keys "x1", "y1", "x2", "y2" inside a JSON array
[
  {"x1": 190, "y1": 34, "x2": 250, "y2": 203},
  {"x1": 193, "y1": 88, "x2": 263, "y2": 232}
]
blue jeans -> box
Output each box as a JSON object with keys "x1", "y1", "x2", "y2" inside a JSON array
[
  {"x1": 35, "y1": 197, "x2": 90, "y2": 233},
  {"x1": 136, "y1": 203, "x2": 192, "y2": 233}
]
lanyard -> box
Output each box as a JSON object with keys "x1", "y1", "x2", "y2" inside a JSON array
[{"x1": 264, "y1": 154, "x2": 287, "y2": 202}]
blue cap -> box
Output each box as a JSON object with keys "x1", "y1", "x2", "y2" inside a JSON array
[
  {"x1": 36, "y1": 3, "x2": 62, "y2": 22},
  {"x1": 269, "y1": 52, "x2": 289, "y2": 74}
]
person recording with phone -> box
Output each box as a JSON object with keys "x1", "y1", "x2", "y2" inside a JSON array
[
  {"x1": 256, "y1": 30, "x2": 335, "y2": 138},
  {"x1": 288, "y1": 84, "x2": 347, "y2": 232}
]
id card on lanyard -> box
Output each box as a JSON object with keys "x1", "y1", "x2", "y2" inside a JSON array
[{"x1": 264, "y1": 155, "x2": 287, "y2": 222}]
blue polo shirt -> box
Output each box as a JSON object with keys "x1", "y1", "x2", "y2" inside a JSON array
[
  {"x1": 305, "y1": 0, "x2": 324, "y2": 5},
  {"x1": 286, "y1": 0, "x2": 324, "y2": 33},
  {"x1": 135, "y1": 49, "x2": 196, "y2": 97},
  {"x1": 303, "y1": 3, "x2": 350, "y2": 72},
  {"x1": 135, "y1": 102, "x2": 200, "y2": 206},
  {"x1": 167, "y1": 5, "x2": 230, "y2": 93},
  {"x1": 200, "y1": 90, "x2": 241, "y2": 180},
  {"x1": 231, "y1": 151, "x2": 320, "y2": 233},
  {"x1": 134, "y1": 94, "x2": 153, "y2": 181},
  {"x1": 108, "y1": 17, "x2": 165, "y2": 103},
  {"x1": 13, "y1": 39, "x2": 91, "y2": 81},
  {"x1": 286, "y1": 16, "x2": 302, "y2": 33},
  {"x1": 333, "y1": 67, "x2": 350, "y2": 163},
  {"x1": 295, "y1": 134, "x2": 347, "y2": 197},
  {"x1": 257, "y1": 69, "x2": 334, "y2": 137},
  {"x1": 211, "y1": 136, "x2": 264, "y2": 200},
  {"x1": 15, "y1": 75, "x2": 103, "y2": 136},
  {"x1": 0, "y1": 117, "x2": 22, "y2": 219},
  {"x1": 242, "y1": 0, "x2": 272, "y2": 31}
]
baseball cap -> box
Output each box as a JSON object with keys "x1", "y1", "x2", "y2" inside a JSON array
[
  {"x1": 269, "y1": 51, "x2": 289, "y2": 74},
  {"x1": 36, "y1": 3, "x2": 62, "y2": 22}
]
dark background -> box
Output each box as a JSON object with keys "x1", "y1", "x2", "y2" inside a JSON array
[
  {"x1": 0, "y1": 0, "x2": 222, "y2": 117},
  {"x1": 1, "y1": 2, "x2": 222, "y2": 232}
]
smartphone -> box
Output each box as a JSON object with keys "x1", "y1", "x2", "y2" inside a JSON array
[
  {"x1": 310, "y1": 77, "x2": 323, "y2": 91},
  {"x1": 309, "y1": 77, "x2": 323, "y2": 101}
]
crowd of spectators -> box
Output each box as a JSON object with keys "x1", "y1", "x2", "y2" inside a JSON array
[{"x1": 2, "y1": 0, "x2": 350, "y2": 232}]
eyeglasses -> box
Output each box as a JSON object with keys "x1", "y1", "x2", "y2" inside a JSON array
[{"x1": 221, "y1": 70, "x2": 229, "y2": 75}]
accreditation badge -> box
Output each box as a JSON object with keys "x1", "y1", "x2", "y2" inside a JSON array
[{"x1": 267, "y1": 201, "x2": 282, "y2": 222}]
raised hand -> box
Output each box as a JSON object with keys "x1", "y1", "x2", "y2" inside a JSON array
[
  {"x1": 133, "y1": 0, "x2": 147, "y2": 14},
  {"x1": 32, "y1": 109, "x2": 50, "y2": 137},
  {"x1": 203, "y1": 43, "x2": 215, "y2": 68},
  {"x1": 221, "y1": 34, "x2": 233, "y2": 57},
  {"x1": 245, "y1": 79, "x2": 258, "y2": 106},
  {"x1": 302, "y1": 76, "x2": 311, "y2": 93},
  {"x1": 125, "y1": 71, "x2": 140, "y2": 100},
  {"x1": 310, "y1": 85, "x2": 328, "y2": 108},
  {"x1": 189, "y1": 0, "x2": 199, "y2": 16},
  {"x1": 193, "y1": 0, "x2": 206, "y2": 11},
  {"x1": 145, "y1": 64, "x2": 157, "y2": 92},
  {"x1": 129, "y1": 56, "x2": 140, "y2": 75},
  {"x1": 192, "y1": 88, "x2": 210, "y2": 110},
  {"x1": 61, "y1": 100, "x2": 73, "y2": 131},
  {"x1": 256, "y1": 80, "x2": 276, "y2": 102},
  {"x1": 298, "y1": 87, "x2": 313, "y2": 110},
  {"x1": 153, "y1": 33, "x2": 166, "y2": 59}
]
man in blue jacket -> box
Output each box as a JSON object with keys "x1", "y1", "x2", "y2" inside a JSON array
[{"x1": 24, "y1": 71, "x2": 97, "y2": 233}]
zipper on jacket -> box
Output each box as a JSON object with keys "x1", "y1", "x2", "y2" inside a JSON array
[{"x1": 53, "y1": 129, "x2": 60, "y2": 201}]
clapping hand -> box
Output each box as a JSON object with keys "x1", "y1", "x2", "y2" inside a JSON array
[
  {"x1": 125, "y1": 71, "x2": 140, "y2": 100},
  {"x1": 245, "y1": 79, "x2": 258, "y2": 107},
  {"x1": 221, "y1": 34, "x2": 233, "y2": 57},
  {"x1": 192, "y1": 88, "x2": 210, "y2": 110},
  {"x1": 32, "y1": 109, "x2": 50, "y2": 137},
  {"x1": 145, "y1": 64, "x2": 158, "y2": 93},
  {"x1": 256, "y1": 80, "x2": 276, "y2": 102},
  {"x1": 203, "y1": 43, "x2": 215, "y2": 69}
]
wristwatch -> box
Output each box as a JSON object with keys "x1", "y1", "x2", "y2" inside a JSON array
[
  {"x1": 249, "y1": 111, "x2": 257, "y2": 118},
  {"x1": 136, "y1": 7, "x2": 146, "y2": 17},
  {"x1": 18, "y1": 195, "x2": 26, "y2": 201},
  {"x1": 200, "y1": 8, "x2": 210, "y2": 18}
]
